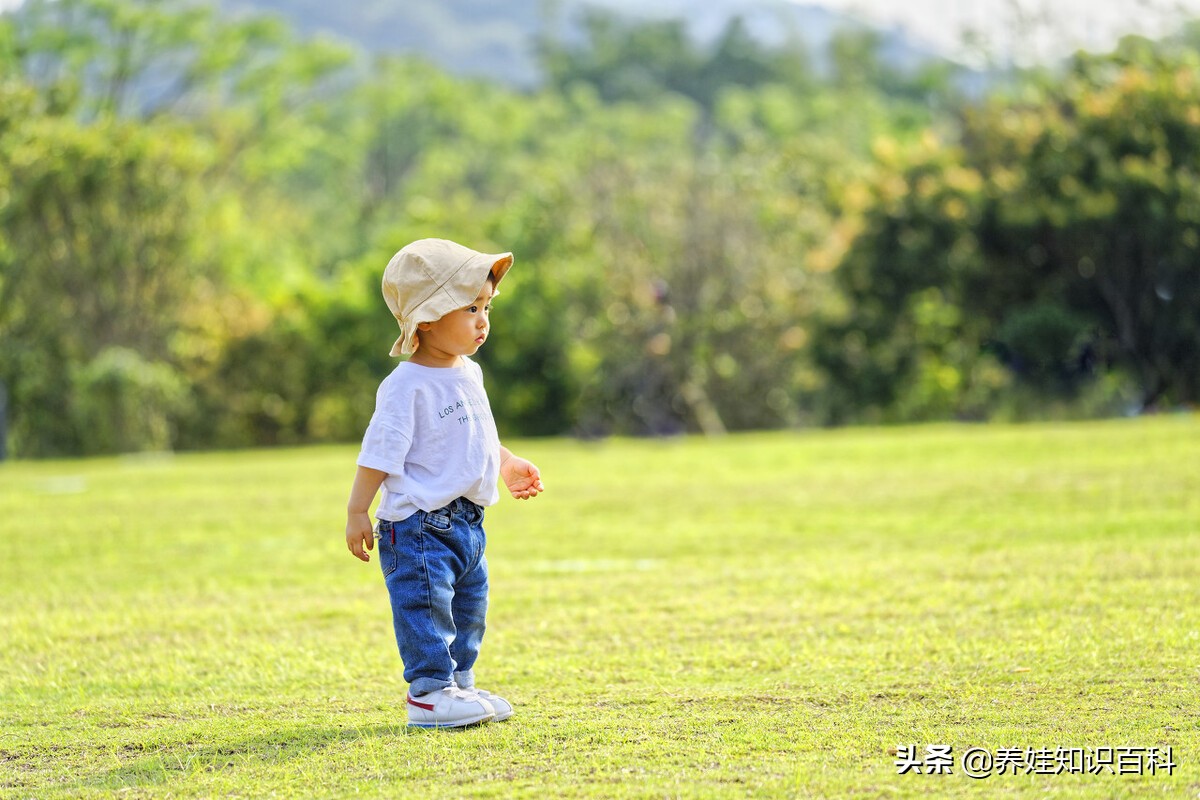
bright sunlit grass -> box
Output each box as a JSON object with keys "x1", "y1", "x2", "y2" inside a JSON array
[{"x1": 1, "y1": 416, "x2": 1198, "y2": 798}]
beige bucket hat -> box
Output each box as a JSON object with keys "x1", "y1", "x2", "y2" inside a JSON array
[{"x1": 382, "y1": 238, "x2": 514, "y2": 356}]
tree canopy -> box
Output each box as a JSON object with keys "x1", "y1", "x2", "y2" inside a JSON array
[
  {"x1": 2, "y1": 1, "x2": 1199, "y2": 457},
  {"x1": 819, "y1": 34, "x2": 1200, "y2": 421}
]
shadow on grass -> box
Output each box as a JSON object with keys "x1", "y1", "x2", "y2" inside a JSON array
[{"x1": 81, "y1": 722, "x2": 456, "y2": 790}]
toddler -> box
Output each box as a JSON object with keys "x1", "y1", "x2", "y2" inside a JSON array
[{"x1": 345, "y1": 238, "x2": 544, "y2": 728}]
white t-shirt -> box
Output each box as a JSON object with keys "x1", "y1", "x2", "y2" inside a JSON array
[{"x1": 357, "y1": 357, "x2": 501, "y2": 521}]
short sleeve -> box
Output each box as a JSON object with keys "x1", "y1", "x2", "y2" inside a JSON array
[{"x1": 356, "y1": 375, "x2": 414, "y2": 475}]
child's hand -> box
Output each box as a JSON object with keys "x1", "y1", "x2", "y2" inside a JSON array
[
  {"x1": 346, "y1": 511, "x2": 375, "y2": 562},
  {"x1": 500, "y1": 454, "x2": 544, "y2": 500}
]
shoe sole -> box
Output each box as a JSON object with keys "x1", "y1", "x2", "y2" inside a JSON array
[{"x1": 407, "y1": 712, "x2": 495, "y2": 729}]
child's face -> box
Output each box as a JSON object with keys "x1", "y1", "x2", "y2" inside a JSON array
[{"x1": 415, "y1": 281, "x2": 494, "y2": 363}]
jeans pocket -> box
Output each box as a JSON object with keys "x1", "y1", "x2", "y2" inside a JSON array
[{"x1": 421, "y1": 510, "x2": 453, "y2": 536}]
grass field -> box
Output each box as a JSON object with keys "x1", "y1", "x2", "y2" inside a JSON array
[{"x1": 1, "y1": 416, "x2": 1198, "y2": 798}]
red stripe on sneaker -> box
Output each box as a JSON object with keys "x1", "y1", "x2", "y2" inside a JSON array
[{"x1": 407, "y1": 694, "x2": 436, "y2": 712}]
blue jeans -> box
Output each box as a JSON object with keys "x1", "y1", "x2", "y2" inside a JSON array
[{"x1": 377, "y1": 498, "x2": 488, "y2": 697}]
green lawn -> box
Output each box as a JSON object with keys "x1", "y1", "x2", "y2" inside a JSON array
[{"x1": 2, "y1": 417, "x2": 1198, "y2": 798}]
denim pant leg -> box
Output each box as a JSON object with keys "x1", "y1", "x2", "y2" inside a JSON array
[
  {"x1": 449, "y1": 503, "x2": 488, "y2": 689},
  {"x1": 378, "y1": 500, "x2": 489, "y2": 697}
]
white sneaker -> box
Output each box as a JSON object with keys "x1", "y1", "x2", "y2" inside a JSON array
[
  {"x1": 406, "y1": 686, "x2": 495, "y2": 729},
  {"x1": 471, "y1": 689, "x2": 513, "y2": 722}
]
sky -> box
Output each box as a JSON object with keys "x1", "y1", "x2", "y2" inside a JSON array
[{"x1": 795, "y1": 0, "x2": 1200, "y2": 65}]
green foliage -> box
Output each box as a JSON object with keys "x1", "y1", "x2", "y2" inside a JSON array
[
  {"x1": 0, "y1": 91, "x2": 211, "y2": 455},
  {"x1": 820, "y1": 40, "x2": 1200, "y2": 421},
  {"x1": 1003, "y1": 47, "x2": 1200, "y2": 409},
  {"x1": 4, "y1": 0, "x2": 1199, "y2": 455},
  {"x1": 991, "y1": 303, "x2": 1092, "y2": 391},
  {"x1": 815, "y1": 136, "x2": 999, "y2": 423},
  {"x1": 1, "y1": 1, "x2": 362, "y2": 456},
  {"x1": 170, "y1": 272, "x2": 392, "y2": 450},
  {"x1": 539, "y1": 10, "x2": 814, "y2": 111},
  {"x1": 70, "y1": 347, "x2": 189, "y2": 454}
]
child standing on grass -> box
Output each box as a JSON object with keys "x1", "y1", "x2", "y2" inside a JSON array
[{"x1": 345, "y1": 238, "x2": 544, "y2": 729}]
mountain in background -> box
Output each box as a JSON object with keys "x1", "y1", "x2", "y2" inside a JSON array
[{"x1": 214, "y1": 0, "x2": 962, "y2": 87}]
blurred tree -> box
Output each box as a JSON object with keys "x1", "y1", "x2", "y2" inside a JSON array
[
  {"x1": 529, "y1": 11, "x2": 952, "y2": 433},
  {"x1": 538, "y1": 9, "x2": 814, "y2": 112},
  {"x1": 815, "y1": 135, "x2": 998, "y2": 422},
  {"x1": 0, "y1": 92, "x2": 210, "y2": 454},
  {"x1": 819, "y1": 38, "x2": 1200, "y2": 418},
  {"x1": 0, "y1": 0, "x2": 1010, "y2": 452},
  {"x1": 549, "y1": 93, "x2": 849, "y2": 435},
  {"x1": 0, "y1": 2, "x2": 360, "y2": 455}
]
